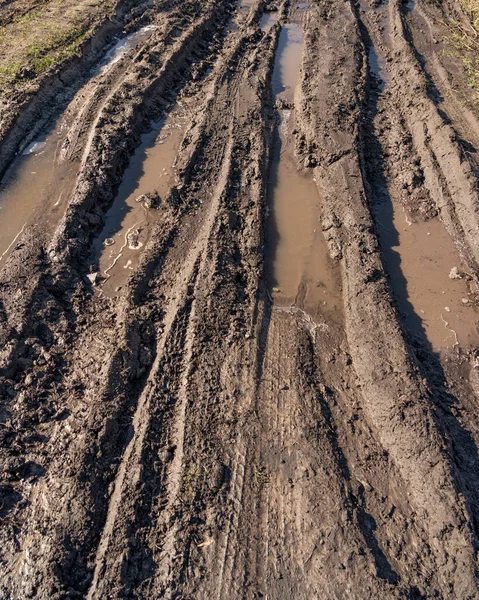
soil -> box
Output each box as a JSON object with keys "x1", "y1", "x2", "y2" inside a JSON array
[{"x1": 2, "y1": 0, "x2": 479, "y2": 598}]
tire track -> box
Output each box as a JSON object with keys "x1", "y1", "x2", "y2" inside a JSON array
[
  {"x1": 301, "y1": 0, "x2": 479, "y2": 595},
  {"x1": 2, "y1": 0, "x2": 479, "y2": 597},
  {"x1": 86, "y1": 125, "x2": 235, "y2": 599}
]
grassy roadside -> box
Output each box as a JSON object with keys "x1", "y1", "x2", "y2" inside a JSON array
[
  {"x1": 0, "y1": 0, "x2": 116, "y2": 95},
  {"x1": 460, "y1": 0, "x2": 479, "y2": 32}
]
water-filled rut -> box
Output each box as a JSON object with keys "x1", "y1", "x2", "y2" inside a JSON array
[
  {"x1": 359, "y1": 0, "x2": 479, "y2": 351},
  {"x1": 92, "y1": 103, "x2": 186, "y2": 296},
  {"x1": 266, "y1": 17, "x2": 341, "y2": 324},
  {"x1": 0, "y1": 25, "x2": 157, "y2": 268}
]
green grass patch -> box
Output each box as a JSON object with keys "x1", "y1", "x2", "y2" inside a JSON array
[{"x1": 0, "y1": 1, "x2": 98, "y2": 92}]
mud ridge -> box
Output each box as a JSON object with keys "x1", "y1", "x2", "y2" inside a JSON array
[{"x1": 2, "y1": 0, "x2": 479, "y2": 597}]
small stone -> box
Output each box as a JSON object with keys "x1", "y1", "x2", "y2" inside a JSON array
[
  {"x1": 87, "y1": 273, "x2": 99, "y2": 285},
  {"x1": 135, "y1": 192, "x2": 159, "y2": 209},
  {"x1": 127, "y1": 229, "x2": 142, "y2": 250},
  {"x1": 449, "y1": 267, "x2": 460, "y2": 280},
  {"x1": 445, "y1": 306, "x2": 451, "y2": 313}
]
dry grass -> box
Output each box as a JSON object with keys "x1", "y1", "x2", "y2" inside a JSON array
[
  {"x1": 440, "y1": 0, "x2": 479, "y2": 102},
  {"x1": 0, "y1": 0, "x2": 115, "y2": 93},
  {"x1": 461, "y1": 0, "x2": 479, "y2": 33}
]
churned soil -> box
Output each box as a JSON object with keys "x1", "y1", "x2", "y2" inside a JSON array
[{"x1": 2, "y1": 0, "x2": 479, "y2": 598}]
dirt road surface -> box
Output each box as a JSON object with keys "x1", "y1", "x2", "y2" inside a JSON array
[{"x1": 2, "y1": 0, "x2": 479, "y2": 597}]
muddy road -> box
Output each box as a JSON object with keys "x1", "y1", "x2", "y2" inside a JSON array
[{"x1": 2, "y1": 0, "x2": 479, "y2": 597}]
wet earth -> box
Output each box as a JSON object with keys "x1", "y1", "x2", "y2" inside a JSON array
[{"x1": 2, "y1": 0, "x2": 479, "y2": 598}]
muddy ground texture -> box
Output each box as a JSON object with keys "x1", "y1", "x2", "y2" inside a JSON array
[{"x1": 2, "y1": 0, "x2": 479, "y2": 598}]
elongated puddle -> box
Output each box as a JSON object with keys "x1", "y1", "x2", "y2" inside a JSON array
[
  {"x1": 0, "y1": 25, "x2": 156, "y2": 268},
  {"x1": 260, "y1": 11, "x2": 279, "y2": 33},
  {"x1": 92, "y1": 103, "x2": 187, "y2": 296},
  {"x1": 376, "y1": 202, "x2": 479, "y2": 350},
  {"x1": 266, "y1": 21, "x2": 341, "y2": 324},
  {"x1": 0, "y1": 116, "x2": 75, "y2": 265}
]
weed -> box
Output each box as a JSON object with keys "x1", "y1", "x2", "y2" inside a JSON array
[
  {"x1": 0, "y1": 62, "x2": 22, "y2": 87},
  {"x1": 0, "y1": 1, "x2": 99, "y2": 92},
  {"x1": 461, "y1": 0, "x2": 479, "y2": 33},
  {"x1": 441, "y1": 2, "x2": 479, "y2": 104},
  {"x1": 252, "y1": 465, "x2": 270, "y2": 490}
]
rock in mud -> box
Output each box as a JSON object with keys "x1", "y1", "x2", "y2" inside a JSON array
[
  {"x1": 86, "y1": 272, "x2": 99, "y2": 285},
  {"x1": 127, "y1": 229, "x2": 142, "y2": 250},
  {"x1": 135, "y1": 192, "x2": 160, "y2": 209}
]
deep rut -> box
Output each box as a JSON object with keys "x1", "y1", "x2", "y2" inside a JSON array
[{"x1": 2, "y1": 0, "x2": 479, "y2": 598}]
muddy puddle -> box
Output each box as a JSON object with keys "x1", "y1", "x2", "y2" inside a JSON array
[
  {"x1": 266, "y1": 20, "x2": 341, "y2": 324},
  {"x1": 92, "y1": 104, "x2": 187, "y2": 296},
  {"x1": 227, "y1": 0, "x2": 255, "y2": 33},
  {"x1": 0, "y1": 114, "x2": 76, "y2": 266},
  {"x1": 375, "y1": 201, "x2": 479, "y2": 350},
  {"x1": 237, "y1": 0, "x2": 255, "y2": 19},
  {"x1": 94, "y1": 25, "x2": 157, "y2": 76},
  {"x1": 260, "y1": 11, "x2": 279, "y2": 33},
  {"x1": 359, "y1": 0, "x2": 391, "y2": 89},
  {"x1": 368, "y1": 44, "x2": 389, "y2": 90},
  {"x1": 0, "y1": 25, "x2": 157, "y2": 269}
]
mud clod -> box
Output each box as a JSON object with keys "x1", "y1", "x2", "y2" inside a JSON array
[{"x1": 135, "y1": 192, "x2": 160, "y2": 209}]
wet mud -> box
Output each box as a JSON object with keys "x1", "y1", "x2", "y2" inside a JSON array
[
  {"x1": 266, "y1": 19, "x2": 341, "y2": 322},
  {"x1": 93, "y1": 102, "x2": 186, "y2": 296},
  {"x1": 2, "y1": 0, "x2": 479, "y2": 598},
  {"x1": 0, "y1": 23, "x2": 158, "y2": 267}
]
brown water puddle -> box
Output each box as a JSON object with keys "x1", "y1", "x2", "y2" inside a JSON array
[
  {"x1": 0, "y1": 114, "x2": 76, "y2": 266},
  {"x1": 237, "y1": 0, "x2": 256, "y2": 20},
  {"x1": 227, "y1": 0, "x2": 255, "y2": 34},
  {"x1": 260, "y1": 11, "x2": 279, "y2": 33},
  {"x1": 376, "y1": 202, "x2": 479, "y2": 350},
  {"x1": 93, "y1": 104, "x2": 187, "y2": 297},
  {"x1": 0, "y1": 26, "x2": 157, "y2": 268},
  {"x1": 266, "y1": 21, "x2": 342, "y2": 324}
]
